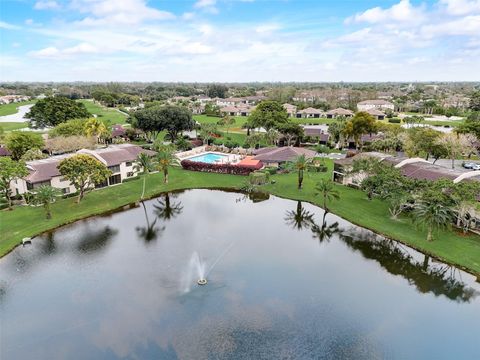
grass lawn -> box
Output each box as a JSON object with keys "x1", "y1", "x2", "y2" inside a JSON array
[
  {"x1": 78, "y1": 99, "x2": 129, "y2": 125},
  {"x1": 423, "y1": 119, "x2": 463, "y2": 127},
  {"x1": 1, "y1": 164, "x2": 479, "y2": 275},
  {"x1": 0, "y1": 100, "x2": 36, "y2": 116},
  {"x1": 0, "y1": 122, "x2": 29, "y2": 132}
]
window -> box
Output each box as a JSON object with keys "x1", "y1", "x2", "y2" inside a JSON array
[
  {"x1": 59, "y1": 177, "x2": 67, "y2": 182},
  {"x1": 108, "y1": 165, "x2": 120, "y2": 173},
  {"x1": 62, "y1": 187, "x2": 70, "y2": 194},
  {"x1": 126, "y1": 161, "x2": 132, "y2": 167},
  {"x1": 127, "y1": 172, "x2": 134, "y2": 177},
  {"x1": 108, "y1": 174, "x2": 121, "y2": 186}
]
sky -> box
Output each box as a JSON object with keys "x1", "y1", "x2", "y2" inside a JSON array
[{"x1": 0, "y1": 0, "x2": 479, "y2": 82}]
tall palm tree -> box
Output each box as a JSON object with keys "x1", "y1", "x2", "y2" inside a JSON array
[
  {"x1": 315, "y1": 179, "x2": 340, "y2": 212},
  {"x1": 153, "y1": 193, "x2": 183, "y2": 221},
  {"x1": 134, "y1": 152, "x2": 155, "y2": 200},
  {"x1": 156, "y1": 147, "x2": 178, "y2": 184},
  {"x1": 413, "y1": 201, "x2": 454, "y2": 241},
  {"x1": 34, "y1": 185, "x2": 59, "y2": 219},
  {"x1": 284, "y1": 201, "x2": 314, "y2": 230},
  {"x1": 288, "y1": 154, "x2": 311, "y2": 189}
]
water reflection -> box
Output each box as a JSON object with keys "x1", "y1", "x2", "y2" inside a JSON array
[
  {"x1": 339, "y1": 229, "x2": 479, "y2": 302},
  {"x1": 284, "y1": 201, "x2": 314, "y2": 230},
  {"x1": 136, "y1": 201, "x2": 164, "y2": 243},
  {"x1": 154, "y1": 193, "x2": 184, "y2": 221},
  {"x1": 76, "y1": 225, "x2": 117, "y2": 254}
]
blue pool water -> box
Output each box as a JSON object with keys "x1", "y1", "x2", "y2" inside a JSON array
[{"x1": 187, "y1": 152, "x2": 228, "y2": 164}]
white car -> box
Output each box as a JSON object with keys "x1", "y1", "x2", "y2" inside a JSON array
[{"x1": 471, "y1": 164, "x2": 480, "y2": 171}]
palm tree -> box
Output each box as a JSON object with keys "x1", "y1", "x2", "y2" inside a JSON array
[
  {"x1": 288, "y1": 154, "x2": 311, "y2": 189},
  {"x1": 84, "y1": 118, "x2": 109, "y2": 144},
  {"x1": 413, "y1": 201, "x2": 454, "y2": 241},
  {"x1": 156, "y1": 147, "x2": 178, "y2": 184},
  {"x1": 153, "y1": 193, "x2": 183, "y2": 221},
  {"x1": 134, "y1": 152, "x2": 155, "y2": 200},
  {"x1": 284, "y1": 201, "x2": 314, "y2": 230},
  {"x1": 315, "y1": 179, "x2": 340, "y2": 212},
  {"x1": 311, "y1": 219, "x2": 341, "y2": 244},
  {"x1": 219, "y1": 115, "x2": 236, "y2": 135},
  {"x1": 34, "y1": 185, "x2": 58, "y2": 219}
]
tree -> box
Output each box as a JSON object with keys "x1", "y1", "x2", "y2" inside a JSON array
[
  {"x1": 217, "y1": 115, "x2": 236, "y2": 135},
  {"x1": 456, "y1": 112, "x2": 480, "y2": 138},
  {"x1": 49, "y1": 119, "x2": 87, "y2": 137},
  {"x1": 328, "y1": 118, "x2": 347, "y2": 148},
  {"x1": 20, "y1": 148, "x2": 47, "y2": 161},
  {"x1": 199, "y1": 123, "x2": 218, "y2": 145},
  {"x1": 0, "y1": 158, "x2": 28, "y2": 210},
  {"x1": 206, "y1": 84, "x2": 228, "y2": 98},
  {"x1": 156, "y1": 146, "x2": 178, "y2": 184},
  {"x1": 403, "y1": 115, "x2": 424, "y2": 128},
  {"x1": 264, "y1": 128, "x2": 280, "y2": 146},
  {"x1": 84, "y1": 118, "x2": 110, "y2": 144},
  {"x1": 413, "y1": 201, "x2": 454, "y2": 242},
  {"x1": 402, "y1": 127, "x2": 442, "y2": 160},
  {"x1": 469, "y1": 90, "x2": 480, "y2": 111},
  {"x1": 249, "y1": 101, "x2": 289, "y2": 131},
  {"x1": 277, "y1": 122, "x2": 304, "y2": 146},
  {"x1": 58, "y1": 154, "x2": 111, "y2": 203},
  {"x1": 45, "y1": 136, "x2": 96, "y2": 155},
  {"x1": 34, "y1": 185, "x2": 59, "y2": 219},
  {"x1": 450, "y1": 181, "x2": 480, "y2": 233},
  {"x1": 26, "y1": 96, "x2": 90, "y2": 128},
  {"x1": 154, "y1": 193, "x2": 183, "y2": 221},
  {"x1": 343, "y1": 112, "x2": 377, "y2": 150},
  {"x1": 159, "y1": 105, "x2": 195, "y2": 141},
  {"x1": 5, "y1": 132, "x2": 44, "y2": 160},
  {"x1": 315, "y1": 179, "x2": 340, "y2": 212},
  {"x1": 131, "y1": 105, "x2": 194, "y2": 142},
  {"x1": 288, "y1": 154, "x2": 311, "y2": 189},
  {"x1": 436, "y1": 133, "x2": 476, "y2": 169},
  {"x1": 134, "y1": 152, "x2": 155, "y2": 200}
]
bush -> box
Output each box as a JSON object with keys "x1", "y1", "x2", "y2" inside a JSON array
[
  {"x1": 388, "y1": 118, "x2": 401, "y2": 123},
  {"x1": 263, "y1": 167, "x2": 277, "y2": 175},
  {"x1": 181, "y1": 160, "x2": 259, "y2": 175},
  {"x1": 249, "y1": 171, "x2": 270, "y2": 185},
  {"x1": 63, "y1": 191, "x2": 79, "y2": 199}
]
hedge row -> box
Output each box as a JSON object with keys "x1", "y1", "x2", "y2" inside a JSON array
[{"x1": 180, "y1": 160, "x2": 259, "y2": 175}]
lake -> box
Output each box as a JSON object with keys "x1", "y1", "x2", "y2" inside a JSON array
[{"x1": 1, "y1": 190, "x2": 479, "y2": 359}]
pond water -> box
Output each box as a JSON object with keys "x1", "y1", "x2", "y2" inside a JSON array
[{"x1": 1, "y1": 190, "x2": 479, "y2": 360}]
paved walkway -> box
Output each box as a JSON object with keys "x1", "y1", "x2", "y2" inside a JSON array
[{"x1": 0, "y1": 104, "x2": 33, "y2": 123}]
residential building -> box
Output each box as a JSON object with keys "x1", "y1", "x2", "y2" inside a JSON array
[
  {"x1": 357, "y1": 100, "x2": 395, "y2": 112},
  {"x1": 365, "y1": 108, "x2": 386, "y2": 120},
  {"x1": 326, "y1": 108, "x2": 354, "y2": 119},
  {"x1": 10, "y1": 144, "x2": 156, "y2": 196},
  {"x1": 283, "y1": 104, "x2": 297, "y2": 117},
  {"x1": 296, "y1": 107, "x2": 325, "y2": 119},
  {"x1": 0, "y1": 95, "x2": 29, "y2": 104},
  {"x1": 253, "y1": 147, "x2": 317, "y2": 166}
]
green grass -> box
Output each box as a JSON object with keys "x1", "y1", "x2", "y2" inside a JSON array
[
  {"x1": 0, "y1": 100, "x2": 35, "y2": 116},
  {"x1": 0, "y1": 122, "x2": 29, "y2": 132},
  {"x1": 78, "y1": 99, "x2": 129, "y2": 125},
  {"x1": 1, "y1": 164, "x2": 479, "y2": 276}
]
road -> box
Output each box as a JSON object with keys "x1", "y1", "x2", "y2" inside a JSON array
[{"x1": 0, "y1": 104, "x2": 33, "y2": 123}]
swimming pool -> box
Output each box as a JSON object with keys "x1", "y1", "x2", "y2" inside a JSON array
[{"x1": 186, "y1": 152, "x2": 228, "y2": 164}]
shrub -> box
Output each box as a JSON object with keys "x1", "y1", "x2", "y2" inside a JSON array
[
  {"x1": 249, "y1": 171, "x2": 270, "y2": 185},
  {"x1": 263, "y1": 167, "x2": 277, "y2": 175},
  {"x1": 388, "y1": 118, "x2": 401, "y2": 123},
  {"x1": 181, "y1": 160, "x2": 258, "y2": 175}
]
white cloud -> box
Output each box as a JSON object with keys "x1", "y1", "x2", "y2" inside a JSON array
[
  {"x1": 71, "y1": 0, "x2": 175, "y2": 25},
  {"x1": 34, "y1": 1, "x2": 60, "y2": 10},
  {"x1": 421, "y1": 15, "x2": 480, "y2": 37},
  {"x1": 182, "y1": 12, "x2": 195, "y2": 20},
  {"x1": 346, "y1": 0, "x2": 425, "y2": 25},
  {"x1": 194, "y1": 0, "x2": 218, "y2": 14},
  {"x1": 0, "y1": 21, "x2": 20, "y2": 30},
  {"x1": 439, "y1": 0, "x2": 480, "y2": 15},
  {"x1": 29, "y1": 43, "x2": 98, "y2": 58},
  {"x1": 255, "y1": 24, "x2": 281, "y2": 34}
]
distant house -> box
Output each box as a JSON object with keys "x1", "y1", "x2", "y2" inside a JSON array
[
  {"x1": 357, "y1": 100, "x2": 394, "y2": 112},
  {"x1": 253, "y1": 147, "x2": 317, "y2": 166},
  {"x1": 0, "y1": 95, "x2": 29, "y2": 104},
  {"x1": 220, "y1": 104, "x2": 255, "y2": 117},
  {"x1": 334, "y1": 153, "x2": 477, "y2": 187},
  {"x1": 283, "y1": 104, "x2": 297, "y2": 117},
  {"x1": 296, "y1": 107, "x2": 325, "y2": 119},
  {"x1": 10, "y1": 144, "x2": 156, "y2": 196},
  {"x1": 302, "y1": 126, "x2": 329, "y2": 144},
  {"x1": 365, "y1": 108, "x2": 386, "y2": 120},
  {"x1": 326, "y1": 108, "x2": 354, "y2": 119},
  {"x1": 111, "y1": 124, "x2": 126, "y2": 139},
  {"x1": 216, "y1": 98, "x2": 243, "y2": 107}
]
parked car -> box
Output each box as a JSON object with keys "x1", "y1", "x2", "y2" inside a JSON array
[
  {"x1": 463, "y1": 162, "x2": 477, "y2": 169},
  {"x1": 472, "y1": 164, "x2": 480, "y2": 171}
]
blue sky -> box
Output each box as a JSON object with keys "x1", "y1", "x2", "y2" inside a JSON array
[{"x1": 1, "y1": 0, "x2": 479, "y2": 82}]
